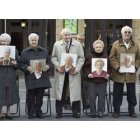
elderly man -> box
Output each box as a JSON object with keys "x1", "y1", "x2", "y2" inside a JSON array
[
  {"x1": 19, "y1": 33, "x2": 52, "y2": 119},
  {"x1": 109, "y1": 26, "x2": 140, "y2": 118},
  {"x1": 52, "y1": 28, "x2": 85, "y2": 118}
]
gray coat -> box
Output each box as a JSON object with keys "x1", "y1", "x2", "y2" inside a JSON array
[
  {"x1": 0, "y1": 58, "x2": 19, "y2": 106},
  {"x1": 19, "y1": 46, "x2": 52, "y2": 90},
  {"x1": 51, "y1": 39, "x2": 85, "y2": 103}
]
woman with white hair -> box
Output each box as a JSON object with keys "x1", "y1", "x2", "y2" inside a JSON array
[
  {"x1": 82, "y1": 39, "x2": 108, "y2": 118},
  {"x1": 0, "y1": 34, "x2": 19, "y2": 120},
  {"x1": 109, "y1": 25, "x2": 140, "y2": 118},
  {"x1": 0, "y1": 33, "x2": 11, "y2": 45},
  {"x1": 19, "y1": 33, "x2": 52, "y2": 119}
]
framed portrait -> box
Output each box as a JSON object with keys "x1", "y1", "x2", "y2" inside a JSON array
[
  {"x1": 91, "y1": 58, "x2": 107, "y2": 78},
  {"x1": 0, "y1": 45, "x2": 15, "y2": 59},
  {"x1": 63, "y1": 19, "x2": 78, "y2": 34},
  {"x1": 60, "y1": 53, "x2": 77, "y2": 68},
  {"x1": 30, "y1": 59, "x2": 46, "y2": 73},
  {"x1": 119, "y1": 53, "x2": 135, "y2": 73}
]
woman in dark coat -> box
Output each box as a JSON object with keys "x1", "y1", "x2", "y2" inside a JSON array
[
  {"x1": 0, "y1": 33, "x2": 19, "y2": 120},
  {"x1": 19, "y1": 33, "x2": 52, "y2": 119},
  {"x1": 82, "y1": 40, "x2": 109, "y2": 118}
]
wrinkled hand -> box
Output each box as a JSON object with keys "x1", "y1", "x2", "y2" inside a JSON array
[
  {"x1": 11, "y1": 60, "x2": 17, "y2": 65},
  {"x1": 57, "y1": 65, "x2": 65, "y2": 73},
  {"x1": 27, "y1": 66, "x2": 33, "y2": 74},
  {"x1": 70, "y1": 66, "x2": 77, "y2": 75},
  {"x1": 88, "y1": 73, "x2": 93, "y2": 78},
  {"x1": 44, "y1": 65, "x2": 50, "y2": 72},
  {"x1": 105, "y1": 74, "x2": 109, "y2": 79}
]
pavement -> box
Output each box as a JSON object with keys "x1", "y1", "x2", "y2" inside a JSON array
[{"x1": 1, "y1": 68, "x2": 140, "y2": 121}]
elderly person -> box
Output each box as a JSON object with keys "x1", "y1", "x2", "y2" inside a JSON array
[
  {"x1": 19, "y1": 33, "x2": 52, "y2": 119},
  {"x1": 0, "y1": 33, "x2": 19, "y2": 60},
  {"x1": 0, "y1": 34, "x2": 19, "y2": 120},
  {"x1": 51, "y1": 28, "x2": 85, "y2": 118},
  {"x1": 109, "y1": 26, "x2": 140, "y2": 118},
  {"x1": 82, "y1": 39, "x2": 108, "y2": 118},
  {"x1": 76, "y1": 33, "x2": 85, "y2": 47}
]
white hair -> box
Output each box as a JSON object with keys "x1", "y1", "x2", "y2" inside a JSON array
[
  {"x1": 125, "y1": 55, "x2": 133, "y2": 62},
  {"x1": 93, "y1": 40, "x2": 104, "y2": 48},
  {"x1": 0, "y1": 33, "x2": 11, "y2": 44},
  {"x1": 61, "y1": 28, "x2": 71, "y2": 36},
  {"x1": 65, "y1": 56, "x2": 73, "y2": 62},
  {"x1": 28, "y1": 33, "x2": 39, "y2": 41},
  {"x1": 4, "y1": 46, "x2": 11, "y2": 54},
  {"x1": 121, "y1": 26, "x2": 133, "y2": 34},
  {"x1": 33, "y1": 60, "x2": 41, "y2": 68}
]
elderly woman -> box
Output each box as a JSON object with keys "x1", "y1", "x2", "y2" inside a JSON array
[
  {"x1": 0, "y1": 34, "x2": 19, "y2": 120},
  {"x1": 0, "y1": 33, "x2": 19, "y2": 60},
  {"x1": 83, "y1": 39, "x2": 108, "y2": 118},
  {"x1": 52, "y1": 28, "x2": 85, "y2": 118},
  {"x1": 19, "y1": 33, "x2": 52, "y2": 119},
  {"x1": 109, "y1": 26, "x2": 140, "y2": 118}
]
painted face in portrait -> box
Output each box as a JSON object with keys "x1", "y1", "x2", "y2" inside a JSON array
[
  {"x1": 95, "y1": 60, "x2": 104, "y2": 71},
  {"x1": 34, "y1": 63, "x2": 42, "y2": 73},
  {"x1": 65, "y1": 56, "x2": 73, "y2": 69},
  {"x1": 3, "y1": 47, "x2": 11, "y2": 60},
  {"x1": 124, "y1": 55, "x2": 132, "y2": 67}
]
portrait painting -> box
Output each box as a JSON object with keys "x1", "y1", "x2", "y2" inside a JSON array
[
  {"x1": 30, "y1": 59, "x2": 46, "y2": 73},
  {"x1": 119, "y1": 53, "x2": 135, "y2": 73},
  {"x1": 60, "y1": 53, "x2": 77, "y2": 70},
  {"x1": 91, "y1": 58, "x2": 107, "y2": 78}
]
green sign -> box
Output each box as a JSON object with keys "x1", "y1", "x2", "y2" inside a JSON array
[{"x1": 64, "y1": 19, "x2": 78, "y2": 34}]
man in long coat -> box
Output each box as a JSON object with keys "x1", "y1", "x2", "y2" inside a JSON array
[{"x1": 51, "y1": 28, "x2": 85, "y2": 118}]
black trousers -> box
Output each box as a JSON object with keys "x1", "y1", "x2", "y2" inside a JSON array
[
  {"x1": 113, "y1": 82, "x2": 137, "y2": 113},
  {"x1": 27, "y1": 88, "x2": 45, "y2": 116},
  {"x1": 56, "y1": 73, "x2": 81, "y2": 115},
  {"x1": 56, "y1": 100, "x2": 81, "y2": 115}
]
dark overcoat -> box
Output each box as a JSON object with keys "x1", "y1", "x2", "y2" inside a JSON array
[
  {"x1": 19, "y1": 45, "x2": 52, "y2": 90},
  {"x1": 0, "y1": 58, "x2": 19, "y2": 106}
]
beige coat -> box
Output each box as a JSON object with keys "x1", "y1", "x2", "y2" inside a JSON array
[
  {"x1": 109, "y1": 39, "x2": 140, "y2": 83},
  {"x1": 51, "y1": 39, "x2": 85, "y2": 102}
]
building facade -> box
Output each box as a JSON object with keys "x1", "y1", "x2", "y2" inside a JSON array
[{"x1": 0, "y1": 19, "x2": 140, "y2": 56}]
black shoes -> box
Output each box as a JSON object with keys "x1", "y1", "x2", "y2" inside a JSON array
[
  {"x1": 112, "y1": 112, "x2": 120, "y2": 118},
  {"x1": 0, "y1": 116, "x2": 4, "y2": 120},
  {"x1": 98, "y1": 114, "x2": 103, "y2": 118},
  {"x1": 28, "y1": 115, "x2": 35, "y2": 119},
  {"x1": 72, "y1": 113, "x2": 80, "y2": 118},
  {"x1": 5, "y1": 115, "x2": 13, "y2": 120},
  {"x1": 56, "y1": 114, "x2": 62, "y2": 119},
  {"x1": 90, "y1": 114, "x2": 96, "y2": 118},
  {"x1": 129, "y1": 112, "x2": 137, "y2": 118},
  {"x1": 36, "y1": 114, "x2": 45, "y2": 119}
]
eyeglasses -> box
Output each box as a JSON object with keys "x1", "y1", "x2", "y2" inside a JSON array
[{"x1": 124, "y1": 31, "x2": 131, "y2": 34}]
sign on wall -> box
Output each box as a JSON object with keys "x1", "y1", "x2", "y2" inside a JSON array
[{"x1": 64, "y1": 19, "x2": 78, "y2": 34}]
